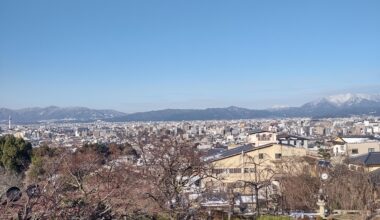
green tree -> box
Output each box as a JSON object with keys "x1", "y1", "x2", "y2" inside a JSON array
[
  {"x1": 29, "y1": 145, "x2": 60, "y2": 181},
  {"x1": 0, "y1": 135, "x2": 33, "y2": 173}
]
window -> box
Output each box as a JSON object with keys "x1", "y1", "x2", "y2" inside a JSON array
[
  {"x1": 259, "y1": 153, "x2": 264, "y2": 159},
  {"x1": 369, "y1": 148, "x2": 375, "y2": 153},
  {"x1": 212, "y1": 168, "x2": 225, "y2": 175},
  {"x1": 243, "y1": 168, "x2": 256, "y2": 173},
  {"x1": 229, "y1": 168, "x2": 241, "y2": 174},
  {"x1": 275, "y1": 153, "x2": 282, "y2": 159},
  {"x1": 351, "y1": 149, "x2": 358, "y2": 154}
]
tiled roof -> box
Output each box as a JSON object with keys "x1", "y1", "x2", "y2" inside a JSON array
[
  {"x1": 350, "y1": 152, "x2": 380, "y2": 166},
  {"x1": 213, "y1": 143, "x2": 278, "y2": 161},
  {"x1": 205, "y1": 148, "x2": 226, "y2": 157},
  {"x1": 219, "y1": 144, "x2": 254, "y2": 158}
]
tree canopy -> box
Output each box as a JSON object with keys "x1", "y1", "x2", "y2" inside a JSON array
[{"x1": 0, "y1": 135, "x2": 33, "y2": 173}]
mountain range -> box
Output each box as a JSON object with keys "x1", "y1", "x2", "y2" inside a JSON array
[
  {"x1": 1, "y1": 93, "x2": 380, "y2": 123},
  {"x1": 0, "y1": 106, "x2": 126, "y2": 123}
]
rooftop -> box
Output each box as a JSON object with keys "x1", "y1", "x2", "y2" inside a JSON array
[{"x1": 349, "y1": 152, "x2": 380, "y2": 166}]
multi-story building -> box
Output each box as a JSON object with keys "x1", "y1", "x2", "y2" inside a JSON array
[
  {"x1": 246, "y1": 131, "x2": 277, "y2": 146},
  {"x1": 332, "y1": 136, "x2": 380, "y2": 156},
  {"x1": 206, "y1": 143, "x2": 308, "y2": 187},
  {"x1": 277, "y1": 134, "x2": 309, "y2": 148}
]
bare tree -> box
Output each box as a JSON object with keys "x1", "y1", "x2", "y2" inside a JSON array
[
  {"x1": 0, "y1": 133, "x2": 213, "y2": 219},
  {"x1": 325, "y1": 164, "x2": 374, "y2": 211},
  {"x1": 276, "y1": 156, "x2": 320, "y2": 212},
  {"x1": 1, "y1": 144, "x2": 145, "y2": 219},
  {"x1": 278, "y1": 157, "x2": 375, "y2": 215},
  {"x1": 237, "y1": 153, "x2": 277, "y2": 217},
  {"x1": 134, "y1": 134, "x2": 210, "y2": 219}
]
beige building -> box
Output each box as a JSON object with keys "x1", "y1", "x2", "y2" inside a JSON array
[
  {"x1": 202, "y1": 143, "x2": 312, "y2": 215},
  {"x1": 206, "y1": 143, "x2": 308, "y2": 188},
  {"x1": 332, "y1": 136, "x2": 380, "y2": 157},
  {"x1": 246, "y1": 131, "x2": 277, "y2": 147}
]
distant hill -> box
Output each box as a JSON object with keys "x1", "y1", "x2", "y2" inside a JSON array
[
  {"x1": 2, "y1": 93, "x2": 380, "y2": 123},
  {"x1": 108, "y1": 106, "x2": 270, "y2": 122},
  {"x1": 110, "y1": 93, "x2": 380, "y2": 121},
  {"x1": 0, "y1": 106, "x2": 127, "y2": 123}
]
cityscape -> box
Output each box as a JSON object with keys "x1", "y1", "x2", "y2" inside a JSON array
[
  {"x1": 1, "y1": 100, "x2": 380, "y2": 219},
  {"x1": 1, "y1": 0, "x2": 380, "y2": 219}
]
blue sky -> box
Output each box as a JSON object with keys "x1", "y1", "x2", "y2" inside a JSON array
[{"x1": 0, "y1": 0, "x2": 379, "y2": 113}]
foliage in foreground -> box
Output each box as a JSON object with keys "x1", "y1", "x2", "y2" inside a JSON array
[
  {"x1": 1, "y1": 134, "x2": 210, "y2": 219},
  {"x1": 0, "y1": 135, "x2": 32, "y2": 173},
  {"x1": 0, "y1": 134, "x2": 378, "y2": 219}
]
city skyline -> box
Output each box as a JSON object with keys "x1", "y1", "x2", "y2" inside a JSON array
[{"x1": 1, "y1": 0, "x2": 379, "y2": 112}]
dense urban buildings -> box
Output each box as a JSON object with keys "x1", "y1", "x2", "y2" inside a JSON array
[
  {"x1": 1, "y1": 116, "x2": 380, "y2": 218},
  {"x1": 2, "y1": 116, "x2": 379, "y2": 150}
]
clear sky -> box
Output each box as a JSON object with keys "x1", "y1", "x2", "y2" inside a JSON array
[{"x1": 0, "y1": 0, "x2": 379, "y2": 113}]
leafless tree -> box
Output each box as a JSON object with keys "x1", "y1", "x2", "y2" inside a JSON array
[
  {"x1": 1, "y1": 133, "x2": 213, "y2": 219},
  {"x1": 274, "y1": 156, "x2": 320, "y2": 212},
  {"x1": 132, "y1": 134, "x2": 211, "y2": 219},
  {"x1": 278, "y1": 157, "x2": 375, "y2": 215},
  {"x1": 1, "y1": 144, "x2": 144, "y2": 219},
  {"x1": 237, "y1": 153, "x2": 277, "y2": 217},
  {"x1": 325, "y1": 164, "x2": 374, "y2": 211}
]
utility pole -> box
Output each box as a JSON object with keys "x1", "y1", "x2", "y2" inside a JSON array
[
  {"x1": 8, "y1": 115, "x2": 12, "y2": 130},
  {"x1": 255, "y1": 163, "x2": 260, "y2": 217}
]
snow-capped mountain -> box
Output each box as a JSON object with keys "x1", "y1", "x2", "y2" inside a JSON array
[
  {"x1": 304, "y1": 93, "x2": 380, "y2": 107},
  {"x1": 295, "y1": 93, "x2": 380, "y2": 117},
  {"x1": 1, "y1": 93, "x2": 380, "y2": 123},
  {"x1": 110, "y1": 94, "x2": 380, "y2": 121}
]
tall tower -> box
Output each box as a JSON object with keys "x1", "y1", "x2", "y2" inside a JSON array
[{"x1": 8, "y1": 115, "x2": 11, "y2": 130}]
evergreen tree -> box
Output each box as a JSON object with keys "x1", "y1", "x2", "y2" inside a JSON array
[{"x1": 0, "y1": 135, "x2": 33, "y2": 173}]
